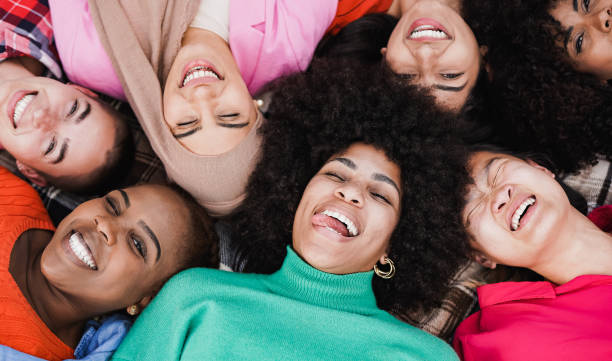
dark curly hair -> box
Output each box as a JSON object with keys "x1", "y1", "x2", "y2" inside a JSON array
[
  {"x1": 229, "y1": 58, "x2": 472, "y2": 314},
  {"x1": 462, "y1": 0, "x2": 612, "y2": 174}
]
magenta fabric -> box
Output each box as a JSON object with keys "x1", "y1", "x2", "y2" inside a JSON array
[
  {"x1": 588, "y1": 205, "x2": 612, "y2": 233},
  {"x1": 229, "y1": 0, "x2": 336, "y2": 95},
  {"x1": 48, "y1": 0, "x2": 125, "y2": 100},
  {"x1": 453, "y1": 275, "x2": 612, "y2": 361}
]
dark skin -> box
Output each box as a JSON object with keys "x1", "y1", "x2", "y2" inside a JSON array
[{"x1": 10, "y1": 229, "x2": 84, "y2": 347}]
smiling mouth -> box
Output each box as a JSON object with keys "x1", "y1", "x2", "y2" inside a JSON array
[
  {"x1": 181, "y1": 65, "x2": 222, "y2": 88},
  {"x1": 510, "y1": 196, "x2": 536, "y2": 231},
  {"x1": 12, "y1": 92, "x2": 37, "y2": 129},
  {"x1": 68, "y1": 231, "x2": 98, "y2": 270},
  {"x1": 409, "y1": 25, "x2": 451, "y2": 40},
  {"x1": 318, "y1": 210, "x2": 359, "y2": 237}
]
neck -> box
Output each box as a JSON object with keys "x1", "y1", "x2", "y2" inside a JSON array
[
  {"x1": 183, "y1": 26, "x2": 229, "y2": 49},
  {"x1": 388, "y1": 0, "x2": 463, "y2": 17},
  {"x1": 532, "y1": 208, "x2": 612, "y2": 285},
  {"x1": 22, "y1": 230, "x2": 87, "y2": 348}
]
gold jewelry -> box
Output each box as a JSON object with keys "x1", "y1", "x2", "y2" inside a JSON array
[
  {"x1": 126, "y1": 304, "x2": 140, "y2": 316},
  {"x1": 374, "y1": 257, "x2": 395, "y2": 279}
]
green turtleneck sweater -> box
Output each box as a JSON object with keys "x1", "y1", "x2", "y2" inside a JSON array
[{"x1": 112, "y1": 247, "x2": 458, "y2": 361}]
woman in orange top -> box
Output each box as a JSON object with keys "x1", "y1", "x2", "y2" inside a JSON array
[{"x1": 0, "y1": 167, "x2": 218, "y2": 361}]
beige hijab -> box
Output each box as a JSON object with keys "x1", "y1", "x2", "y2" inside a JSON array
[{"x1": 88, "y1": 0, "x2": 262, "y2": 216}]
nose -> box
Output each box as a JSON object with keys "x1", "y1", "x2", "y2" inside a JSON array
[
  {"x1": 32, "y1": 106, "x2": 56, "y2": 131},
  {"x1": 94, "y1": 216, "x2": 117, "y2": 246},
  {"x1": 598, "y1": 7, "x2": 612, "y2": 32},
  {"x1": 491, "y1": 185, "x2": 512, "y2": 213},
  {"x1": 334, "y1": 183, "x2": 364, "y2": 207},
  {"x1": 412, "y1": 44, "x2": 439, "y2": 66}
]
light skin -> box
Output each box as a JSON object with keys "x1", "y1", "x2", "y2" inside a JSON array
[
  {"x1": 163, "y1": 28, "x2": 258, "y2": 155},
  {"x1": 12, "y1": 185, "x2": 191, "y2": 348},
  {"x1": 383, "y1": 0, "x2": 480, "y2": 110},
  {"x1": 292, "y1": 143, "x2": 402, "y2": 274},
  {"x1": 463, "y1": 151, "x2": 612, "y2": 284},
  {"x1": 0, "y1": 59, "x2": 118, "y2": 185},
  {"x1": 550, "y1": 0, "x2": 612, "y2": 80}
]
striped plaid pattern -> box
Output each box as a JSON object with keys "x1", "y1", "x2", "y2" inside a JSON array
[{"x1": 0, "y1": 0, "x2": 62, "y2": 77}]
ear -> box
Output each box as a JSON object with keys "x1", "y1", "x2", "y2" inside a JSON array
[
  {"x1": 526, "y1": 159, "x2": 555, "y2": 179},
  {"x1": 378, "y1": 253, "x2": 389, "y2": 265},
  {"x1": 16, "y1": 160, "x2": 48, "y2": 187},
  {"x1": 472, "y1": 251, "x2": 497, "y2": 269},
  {"x1": 380, "y1": 47, "x2": 387, "y2": 56},
  {"x1": 68, "y1": 83, "x2": 99, "y2": 98}
]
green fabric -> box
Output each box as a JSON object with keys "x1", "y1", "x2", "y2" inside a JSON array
[{"x1": 112, "y1": 247, "x2": 459, "y2": 361}]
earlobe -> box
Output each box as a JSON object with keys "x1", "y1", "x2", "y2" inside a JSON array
[
  {"x1": 526, "y1": 159, "x2": 555, "y2": 179},
  {"x1": 380, "y1": 47, "x2": 387, "y2": 56},
  {"x1": 473, "y1": 251, "x2": 497, "y2": 269},
  {"x1": 378, "y1": 253, "x2": 388, "y2": 265},
  {"x1": 68, "y1": 83, "x2": 99, "y2": 98},
  {"x1": 16, "y1": 161, "x2": 48, "y2": 187}
]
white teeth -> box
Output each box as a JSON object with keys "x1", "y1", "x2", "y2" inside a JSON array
[
  {"x1": 511, "y1": 196, "x2": 536, "y2": 231},
  {"x1": 69, "y1": 232, "x2": 97, "y2": 270},
  {"x1": 409, "y1": 29, "x2": 449, "y2": 40},
  {"x1": 12, "y1": 94, "x2": 35, "y2": 126},
  {"x1": 181, "y1": 66, "x2": 220, "y2": 87},
  {"x1": 322, "y1": 210, "x2": 358, "y2": 236}
]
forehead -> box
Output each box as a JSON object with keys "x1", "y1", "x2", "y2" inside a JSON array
[
  {"x1": 122, "y1": 186, "x2": 189, "y2": 235},
  {"x1": 333, "y1": 143, "x2": 401, "y2": 179},
  {"x1": 550, "y1": 0, "x2": 578, "y2": 23}
]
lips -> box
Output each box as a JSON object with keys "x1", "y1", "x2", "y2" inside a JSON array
[
  {"x1": 407, "y1": 18, "x2": 452, "y2": 41},
  {"x1": 7, "y1": 91, "x2": 37, "y2": 129},
  {"x1": 64, "y1": 230, "x2": 98, "y2": 270},
  {"x1": 508, "y1": 195, "x2": 537, "y2": 231},
  {"x1": 180, "y1": 60, "x2": 223, "y2": 88},
  {"x1": 312, "y1": 207, "x2": 361, "y2": 241}
]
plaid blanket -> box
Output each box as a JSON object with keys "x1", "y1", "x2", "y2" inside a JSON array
[{"x1": 0, "y1": 0, "x2": 62, "y2": 77}]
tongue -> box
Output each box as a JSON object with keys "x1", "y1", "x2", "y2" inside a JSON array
[{"x1": 312, "y1": 214, "x2": 350, "y2": 237}]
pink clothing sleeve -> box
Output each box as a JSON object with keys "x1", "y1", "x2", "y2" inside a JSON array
[
  {"x1": 229, "y1": 0, "x2": 337, "y2": 95},
  {"x1": 48, "y1": 0, "x2": 125, "y2": 100}
]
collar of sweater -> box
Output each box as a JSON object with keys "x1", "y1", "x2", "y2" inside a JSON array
[{"x1": 264, "y1": 247, "x2": 380, "y2": 316}]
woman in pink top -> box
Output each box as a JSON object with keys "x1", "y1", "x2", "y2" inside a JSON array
[{"x1": 453, "y1": 146, "x2": 612, "y2": 361}]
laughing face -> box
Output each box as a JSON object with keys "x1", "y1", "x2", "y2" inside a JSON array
[
  {"x1": 0, "y1": 77, "x2": 117, "y2": 179},
  {"x1": 549, "y1": 0, "x2": 612, "y2": 80},
  {"x1": 292, "y1": 143, "x2": 402, "y2": 274},
  {"x1": 383, "y1": 0, "x2": 480, "y2": 110},
  {"x1": 40, "y1": 185, "x2": 190, "y2": 313},
  {"x1": 463, "y1": 151, "x2": 571, "y2": 268},
  {"x1": 163, "y1": 28, "x2": 258, "y2": 155}
]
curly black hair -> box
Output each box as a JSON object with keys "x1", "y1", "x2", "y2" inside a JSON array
[
  {"x1": 462, "y1": 0, "x2": 612, "y2": 174},
  {"x1": 229, "y1": 58, "x2": 473, "y2": 314}
]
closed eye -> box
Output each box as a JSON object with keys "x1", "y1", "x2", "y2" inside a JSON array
[
  {"x1": 398, "y1": 73, "x2": 417, "y2": 81},
  {"x1": 44, "y1": 137, "x2": 56, "y2": 156},
  {"x1": 324, "y1": 172, "x2": 345, "y2": 182},
  {"x1": 218, "y1": 113, "x2": 240, "y2": 118},
  {"x1": 67, "y1": 100, "x2": 78, "y2": 117},
  {"x1": 105, "y1": 196, "x2": 119, "y2": 216},
  {"x1": 371, "y1": 192, "x2": 391, "y2": 205},
  {"x1": 441, "y1": 72, "x2": 464, "y2": 79},
  {"x1": 176, "y1": 119, "x2": 198, "y2": 127}
]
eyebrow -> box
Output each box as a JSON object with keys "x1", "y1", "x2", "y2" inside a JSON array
[
  {"x1": 332, "y1": 157, "x2": 356, "y2": 169},
  {"x1": 76, "y1": 102, "x2": 91, "y2": 124},
  {"x1": 573, "y1": 0, "x2": 578, "y2": 11},
  {"x1": 51, "y1": 141, "x2": 68, "y2": 164},
  {"x1": 138, "y1": 220, "x2": 161, "y2": 262},
  {"x1": 373, "y1": 173, "x2": 401, "y2": 195},
  {"x1": 119, "y1": 189, "x2": 130, "y2": 207},
  {"x1": 564, "y1": 26, "x2": 574, "y2": 50},
  {"x1": 434, "y1": 82, "x2": 468, "y2": 92}
]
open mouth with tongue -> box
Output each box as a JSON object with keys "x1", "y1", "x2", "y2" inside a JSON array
[{"x1": 312, "y1": 209, "x2": 359, "y2": 238}]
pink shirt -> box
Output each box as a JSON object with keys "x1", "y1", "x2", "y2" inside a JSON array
[
  {"x1": 48, "y1": 0, "x2": 126, "y2": 100},
  {"x1": 453, "y1": 275, "x2": 612, "y2": 361},
  {"x1": 229, "y1": 0, "x2": 336, "y2": 95}
]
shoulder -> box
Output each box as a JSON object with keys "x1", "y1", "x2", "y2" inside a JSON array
[{"x1": 159, "y1": 268, "x2": 264, "y2": 298}]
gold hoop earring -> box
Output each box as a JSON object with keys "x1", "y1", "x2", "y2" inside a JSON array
[
  {"x1": 126, "y1": 304, "x2": 140, "y2": 316},
  {"x1": 374, "y1": 257, "x2": 395, "y2": 279}
]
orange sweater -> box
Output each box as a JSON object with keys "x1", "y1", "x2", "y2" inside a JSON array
[
  {"x1": 326, "y1": 0, "x2": 393, "y2": 35},
  {"x1": 0, "y1": 167, "x2": 73, "y2": 361}
]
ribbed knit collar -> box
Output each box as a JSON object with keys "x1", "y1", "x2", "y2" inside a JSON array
[{"x1": 264, "y1": 247, "x2": 379, "y2": 315}]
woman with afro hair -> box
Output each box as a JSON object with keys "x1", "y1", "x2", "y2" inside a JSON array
[
  {"x1": 460, "y1": 0, "x2": 612, "y2": 175},
  {"x1": 110, "y1": 58, "x2": 469, "y2": 360},
  {"x1": 228, "y1": 57, "x2": 475, "y2": 318}
]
